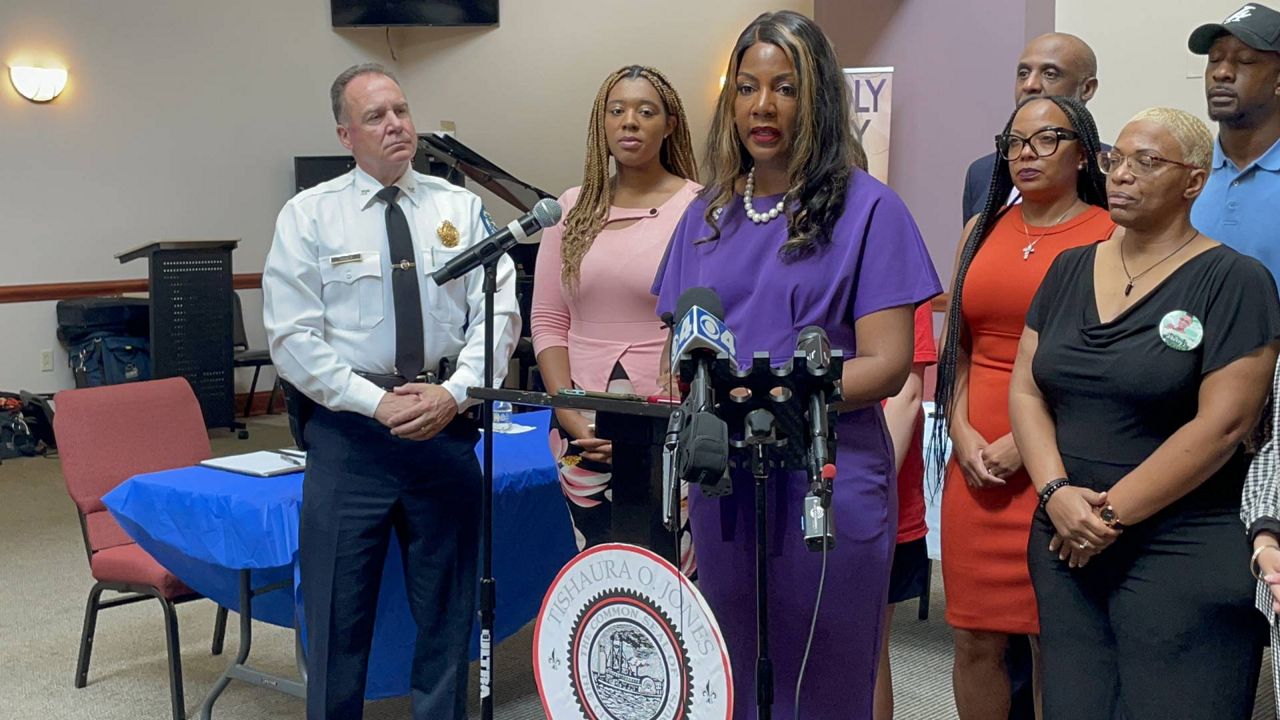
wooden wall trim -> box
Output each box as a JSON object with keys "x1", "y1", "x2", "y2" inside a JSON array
[
  {"x1": 0, "y1": 273, "x2": 946, "y2": 314},
  {"x1": 0, "y1": 273, "x2": 263, "y2": 304}
]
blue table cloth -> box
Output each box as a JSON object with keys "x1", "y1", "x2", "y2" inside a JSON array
[{"x1": 103, "y1": 409, "x2": 576, "y2": 700}]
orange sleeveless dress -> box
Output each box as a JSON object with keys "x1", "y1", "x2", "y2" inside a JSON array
[{"x1": 941, "y1": 204, "x2": 1115, "y2": 634}]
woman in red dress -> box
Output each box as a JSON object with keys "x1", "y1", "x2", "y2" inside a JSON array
[{"x1": 932, "y1": 95, "x2": 1112, "y2": 719}]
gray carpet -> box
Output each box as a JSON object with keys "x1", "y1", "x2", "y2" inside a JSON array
[{"x1": 0, "y1": 414, "x2": 1272, "y2": 719}]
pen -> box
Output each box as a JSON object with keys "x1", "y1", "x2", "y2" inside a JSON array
[{"x1": 277, "y1": 452, "x2": 302, "y2": 466}]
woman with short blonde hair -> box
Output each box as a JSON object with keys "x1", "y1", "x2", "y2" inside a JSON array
[{"x1": 1011, "y1": 107, "x2": 1280, "y2": 718}]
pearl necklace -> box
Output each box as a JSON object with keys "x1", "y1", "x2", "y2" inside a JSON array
[{"x1": 743, "y1": 167, "x2": 786, "y2": 224}]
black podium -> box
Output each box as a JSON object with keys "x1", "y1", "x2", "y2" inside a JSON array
[
  {"x1": 117, "y1": 240, "x2": 239, "y2": 432},
  {"x1": 470, "y1": 388, "x2": 680, "y2": 563}
]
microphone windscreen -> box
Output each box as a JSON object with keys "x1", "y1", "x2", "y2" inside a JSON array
[
  {"x1": 797, "y1": 325, "x2": 831, "y2": 372},
  {"x1": 532, "y1": 198, "x2": 562, "y2": 228},
  {"x1": 674, "y1": 286, "x2": 724, "y2": 323}
]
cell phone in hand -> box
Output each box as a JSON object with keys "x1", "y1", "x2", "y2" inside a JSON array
[{"x1": 557, "y1": 388, "x2": 648, "y2": 402}]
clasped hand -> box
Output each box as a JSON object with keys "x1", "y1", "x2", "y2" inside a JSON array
[
  {"x1": 1256, "y1": 548, "x2": 1280, "y2": 614},
  {"x1": 374, "y1": 383, "x2": 458, "y2": 441},
  {"x1": 952, "y1": 427, "x2": 1022, "y2": 488},
  {"x1": 1045, "y1": 487, "x2": 1120, "y2": 569}
]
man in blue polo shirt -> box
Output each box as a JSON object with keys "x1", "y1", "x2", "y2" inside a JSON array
[{"x1": 1189, "y1": 3, "x2": 1280, "y2": 285}]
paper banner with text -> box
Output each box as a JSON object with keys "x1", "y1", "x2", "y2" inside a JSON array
[{"x1": 844, "y1": 67, "x2": 894, "y2": 184}]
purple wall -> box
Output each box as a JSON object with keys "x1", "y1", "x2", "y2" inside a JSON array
[{"x1": 816, "y1": 0, "x2": 1055, "y2": 286}]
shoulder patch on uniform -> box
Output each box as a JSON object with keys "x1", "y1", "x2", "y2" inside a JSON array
[{"x1": 480, "y1": 207, "x2": 499, "y2": 236}]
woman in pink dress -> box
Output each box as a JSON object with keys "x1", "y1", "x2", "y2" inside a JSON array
[{"x1": 531, "y1": 65, "x2": 699, "y2": 570}]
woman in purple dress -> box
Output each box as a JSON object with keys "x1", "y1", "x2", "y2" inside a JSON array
[{"x1": 652, "y1": 11, "x2": 941, "y2": 719}]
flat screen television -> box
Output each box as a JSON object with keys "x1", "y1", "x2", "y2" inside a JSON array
[{"x1": 332, "y1": 0, "x2": 498, "y2": 27}]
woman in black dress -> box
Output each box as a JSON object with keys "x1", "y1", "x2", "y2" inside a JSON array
[{"x1": 1008, "y1": 106, "x2": 1280, "y2": 719}]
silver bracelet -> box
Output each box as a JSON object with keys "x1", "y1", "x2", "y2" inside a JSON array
[{"x1": 1252, "y1": 545, "x2": 1280, "y2": 582}]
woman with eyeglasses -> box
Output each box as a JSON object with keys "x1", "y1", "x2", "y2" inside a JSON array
[
  {"x1": 1010, "y1": 107, "x2": 1280, "y2": 718},
  {"x1": 933, "y1": 94, "x2": 1111, "y2": 719}
]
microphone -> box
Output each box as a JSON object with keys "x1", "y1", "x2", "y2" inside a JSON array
[
  {"x1": 796, "y1": 326, "x2": 833, "y2": 472},
  {"x1": 431, "y1": 198, "x2": 561, "y2": 285},
  {"x1": 803, "y1": 463, "x2": 837, "y2": 551},
  {"x1": 662, "y1": 406, "x2": 685, "y2": 531},
  {"x1": 676, "y1": 410, "x2": 730, "y2": 487},
  {"x1": 670, "y1": 288, "x2": 736, "y2": 373},
  {"x1": 796, "y1": 326, "x2": 837, "y2": 551},
  {"x1": 669, "y1": 287, "x2": 732, "y2": 487},
  {"x1": 670, "y1": 287, "x2": 736, "y2": 413}
]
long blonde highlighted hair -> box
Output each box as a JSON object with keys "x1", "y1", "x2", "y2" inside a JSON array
[
  {"x1": 560, "y1": 65, "x2": 698, "y2": 291},
  {"x1": 701, "y1": 11, "x2": 866, "y2": 259}
]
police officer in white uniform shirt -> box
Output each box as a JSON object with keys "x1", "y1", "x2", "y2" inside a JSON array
[{"x1": 262, "y1": 63, "x2": 519, "y2": 720}]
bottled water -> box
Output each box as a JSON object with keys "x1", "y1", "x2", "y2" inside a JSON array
[{"x1": 492, "y1": 401, "x2": 513, "y2": 432}]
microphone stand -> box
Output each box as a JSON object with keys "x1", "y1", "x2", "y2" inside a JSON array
[
  {"x1": 478, "y1": 260, "x2": 497, "y2": 720},
  {"x1": 745, "y1": 408, "x2": 778, "y2": 720},
  {"x1": 695, "y1": 350, "x2": 842, "y2": 719}
]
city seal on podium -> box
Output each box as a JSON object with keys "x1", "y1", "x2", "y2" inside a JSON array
[{"x1": 534, "y1": 543, "x2": 732, "y2": 720}]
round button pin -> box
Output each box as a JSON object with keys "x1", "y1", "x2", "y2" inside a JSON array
[{"x1": 1158, "y1": 310, "x2": 1203, "y2": 352}]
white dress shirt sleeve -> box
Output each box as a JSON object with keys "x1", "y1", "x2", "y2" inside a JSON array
[
  {"x1": 441, "y1": 201, "x2": 523, "y2": 409},
  {"x1": 262, "y1": 201, "x2": 386, "y2": 417}
]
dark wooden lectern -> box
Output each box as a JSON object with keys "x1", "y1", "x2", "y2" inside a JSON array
[
  {"x1": 470, "y1": 388, "x2": 680, "y2": 564},
  {"x1": 116, "y1": 240, "x2": 240, "y2": 432}
]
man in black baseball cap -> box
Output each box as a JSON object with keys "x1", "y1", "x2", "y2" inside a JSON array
[
  {"x1": 1189, "y1": 3, "x2": 1280, "y2": 54},
  {"x1": 1188, "y1": 3, "x2": 1280, "y2": 287}
]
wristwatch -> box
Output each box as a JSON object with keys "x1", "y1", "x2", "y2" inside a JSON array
[{"x1": 1099, "y1": 504, "x2": 1124, "y2": 529}]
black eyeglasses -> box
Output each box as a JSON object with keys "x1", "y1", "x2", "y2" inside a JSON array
[
  {"x1": 1097, "y1": 150, "x2": 1201, "y2": 177},
  {"x1": 995, "y1": 127, "x2": 1080, "y2": 160}
]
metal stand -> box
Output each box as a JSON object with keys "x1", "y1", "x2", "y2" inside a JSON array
[
  {"x1": 478, "y1": 261, "x2": 497, "y2": 720},
  {"x1": 199, "y1": 571, "x2": 304, "y2": 720},
  {"x1": 746, "y1": 408, "x2": 778, "y2": 719},
  {"x1": 678, "y1": 350, "x2": 841, "y2": 718}
]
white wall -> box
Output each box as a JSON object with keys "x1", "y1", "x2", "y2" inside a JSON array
[
  {"x1": 0, "y1": 0, "x2": 389, "y2": 394},
  {"x1": 0, "y1": 0, "x2": 809, "y2": 394},
  {"x1": 1056, "y1": 0, "x2": 1243, "y2": 143},
  {"x1": 392, "y1": 2, "x2": 810, "y2": 211}
]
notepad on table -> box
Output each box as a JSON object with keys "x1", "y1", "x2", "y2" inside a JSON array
[{"x1": 199, "y1": 449, "x2": 307, "y2": 477}]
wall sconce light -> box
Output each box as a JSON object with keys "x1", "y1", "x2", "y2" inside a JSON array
[{"x1": 9, "y1": 66, "x2": 68, "y2": 103}]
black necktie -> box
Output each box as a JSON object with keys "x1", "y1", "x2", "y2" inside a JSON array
[{"x1": 376, "y1": 186, "x2": 424, "y2": 380}]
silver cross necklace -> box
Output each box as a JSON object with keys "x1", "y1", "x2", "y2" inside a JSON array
[{"x1": 1020, "y1": 202, "x2": 1079, "y2": 260}]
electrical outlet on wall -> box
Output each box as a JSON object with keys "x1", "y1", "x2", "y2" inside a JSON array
[
  {"x1": 439, "y1": 120, "x2": 456, "y2": 138},
  {"x1": 40, "y1": 349, "x2": 54, "y2": 372}
]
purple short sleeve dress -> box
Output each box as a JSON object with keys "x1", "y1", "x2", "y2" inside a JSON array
[{"x1": 653, "y1": 169, "x2": 941, "y2": 719}]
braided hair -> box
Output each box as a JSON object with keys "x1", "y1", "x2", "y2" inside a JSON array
[
  {"x1": 929, "y1": 95, "x2": 1108, "y2": 489},
  {"x1": 699, "y1": 10, "x2": 864, "y2": 260},
  {"x1": 560, "y1": 65, "x2": 698, "y2": 291}
]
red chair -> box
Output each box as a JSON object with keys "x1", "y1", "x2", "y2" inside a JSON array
[{"x1": 55, "y1": 377, "x2": 229, "y2": 720}]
